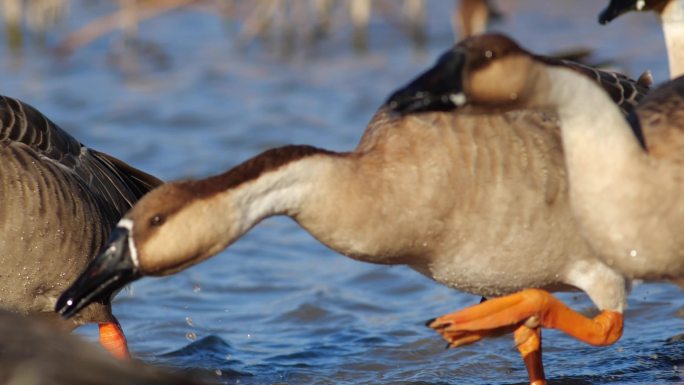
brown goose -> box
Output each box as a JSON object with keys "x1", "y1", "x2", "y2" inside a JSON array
[
  {"x1": 0, "y1": 309, "x2": 207, "y2": 385},
  {"x1": 599, "y1": 0, "x2": 684, "y2": 79},
  {"x1": 0, "y1": 95, "x2": 161, "y2": 358},
  {"x1": 56, "y1": 46, "x2": 647, "y2": 384},
  {"x1": 456, "y1": 1, "x2": 614, "y2": 70}
]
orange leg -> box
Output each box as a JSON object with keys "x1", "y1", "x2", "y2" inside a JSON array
[
  {"x1": 99, "y1": 322, "x2": 130, "y2": 359},
  {"x1": 428, "y1": 289, "x2": 623, "y2": 384},
  {"x1": 515, "y1": 325, "x2": 546, "y2": 385}
]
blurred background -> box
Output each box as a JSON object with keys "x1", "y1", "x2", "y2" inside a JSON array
[{"x1": 0, "y1": 1, "x2": 682, "y2": 384}]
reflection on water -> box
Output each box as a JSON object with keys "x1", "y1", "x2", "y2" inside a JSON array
[{"x1": 0, "y1": 1, "x2": 682, "y2": 384}]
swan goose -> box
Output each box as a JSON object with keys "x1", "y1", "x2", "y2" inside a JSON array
[{"x1": 55, "y1": 40, "x2": 648, "y2": 384}]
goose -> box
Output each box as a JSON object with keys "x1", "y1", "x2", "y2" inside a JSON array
[
  {"x1": 599, "y1": 0, "x2": 684, "y2": 79},
  {"x1": 55, "y1": 47, "x2": 647, "y2": 384},
  {"x1": 392, "y1": 31, "x2": 684, "y2": 381},
  {"x1": 456, "y1": 0, "x2": 613, "y2": 70},
  {"x1": 0, "y1": 95, "x2": 161, "y2": 358},
  {"x1": 0, "y1": 309, "x2": 207, "y2": 385}
]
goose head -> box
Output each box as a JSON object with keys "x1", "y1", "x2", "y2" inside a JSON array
[
  {"x1": 598, "y1": 0, "x2": 668, "y2": 24},
  {"x1": 387, "y1": 33, "x2": 541, "y2": 115},
  {"x1": 56, "y1": 145, "x2": 331, "y2": 319},
  {"x1": 56, "y1": 182, "x2": 238, "y2": 318}
]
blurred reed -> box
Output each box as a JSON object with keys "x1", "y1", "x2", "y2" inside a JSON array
[
  {"x1": 1, "y1": 0, "x2": 68, "y2": 52},
  {"x1": 233, "y1": 0, "x2": 431, "y2": 55},
  {"x1": 1, "y1": 0, "x2": 476, "y2": 57}
]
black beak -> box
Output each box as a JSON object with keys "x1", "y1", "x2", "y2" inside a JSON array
[
  {"x1": 385, "y1": 47, "x2": 467, "y2": 115},
  {"x1": 56, "y1": 226, "x2": 141, "y2": 319},
  {"x1": 598, "y1": 0, "x2": 639, "y2": 24}
]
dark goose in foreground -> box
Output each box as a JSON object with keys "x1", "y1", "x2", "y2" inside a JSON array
[
  {"x1": 0, "y1": 309, "x2": 206, "y2": 385},
  {"x1": 57, "y1": 40, "x2": 647, "y2": 384},
  {"x1": 0, "y1": 95, "x2": 161, "y2": 358}
]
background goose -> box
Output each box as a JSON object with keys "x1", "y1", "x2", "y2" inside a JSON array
[
  {"x1": 0, "y1": 95, "x2": 161, "y2": 358},
  {"x1": 399, "y1": 33, "x2": 684, "y2": 382},
  {"x1": 56, "y1": 49, "x2": 646, "y2": 384},
  {"x1": 456, "y1": 0, "x2": 615, "y2": 70},
  {"x1": 599, "y1": 0, "x2": 684, "y2": 79}
]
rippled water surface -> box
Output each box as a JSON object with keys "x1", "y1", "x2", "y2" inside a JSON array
[{"x1": 1, "y1": 1, "x2": 682, "y2": 384}]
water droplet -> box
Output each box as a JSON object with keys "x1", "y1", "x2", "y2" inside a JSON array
[
  {"x1": 225, "y1": 354, "x2": 232, "y2": 361},
  {"x1": 186, "y1": 331, "x2": 197, "y2": 341},
  {"x1": 186, "y1": 316, "x2": 193, "y2": 326},
  {"x1": 246, "y1": 334, "x2": 251, "y2": 339},
  {"x1": 215, "y1": 369, "x2": 222, "y2": 376},
  {"x1": 192, "y1": 284, "x2": 201, "y2": 293}
]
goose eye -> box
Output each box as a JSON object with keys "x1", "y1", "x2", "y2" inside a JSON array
[
  {"x1": 484, "y1": 50, "x2": 494, "y2": 59},
  {"x1": 150, "y1": 214, "x2": 165, "y2": 227}
]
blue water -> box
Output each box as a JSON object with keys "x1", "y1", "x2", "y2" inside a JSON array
[{"x1": 0, "y1": 1, "x2": 682, "y2": 384}]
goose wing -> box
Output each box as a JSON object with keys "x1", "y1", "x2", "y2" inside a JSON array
[
  {"x1": 0, "y1": 95, "x2": 162, "y2": 222},
  {"x1": 632, "y1": 76, "x2": 684, "y2": 162}
]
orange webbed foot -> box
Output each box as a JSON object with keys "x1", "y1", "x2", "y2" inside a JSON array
[
  {"x1": 427, "y1": 288, "x2": 623, "y2": 348},
  {"x1": 427, "y1": 317, "x2": 517, "y2": 348},
  {"x1": 99, "y1": 322, "x2": 130, "y2": 359},
  {"x1": 428, "y1": 289, "x2": 623, "y2": 385}
]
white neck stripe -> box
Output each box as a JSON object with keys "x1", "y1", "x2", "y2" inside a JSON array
[{"x1": 116, "y1": 218, "x2": 140, "y2": 268}]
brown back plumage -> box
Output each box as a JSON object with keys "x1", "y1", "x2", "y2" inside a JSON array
[{"x1": 634, "y1": 76, "x2": 684, "y2": 162}]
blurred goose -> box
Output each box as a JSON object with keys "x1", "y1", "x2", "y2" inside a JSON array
[
  {"x1": 0, "y1": 95, "x2": 161, "y2": 358},
  {"x1": 599, "y1": 0, "x2": 684, "y2": 78},
  {"x1": 0, "y1": 309, "x2": 206, "y2": 385},
  {"x1": 56, "y1": 45, "x2": 647, "y2": 384}
]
